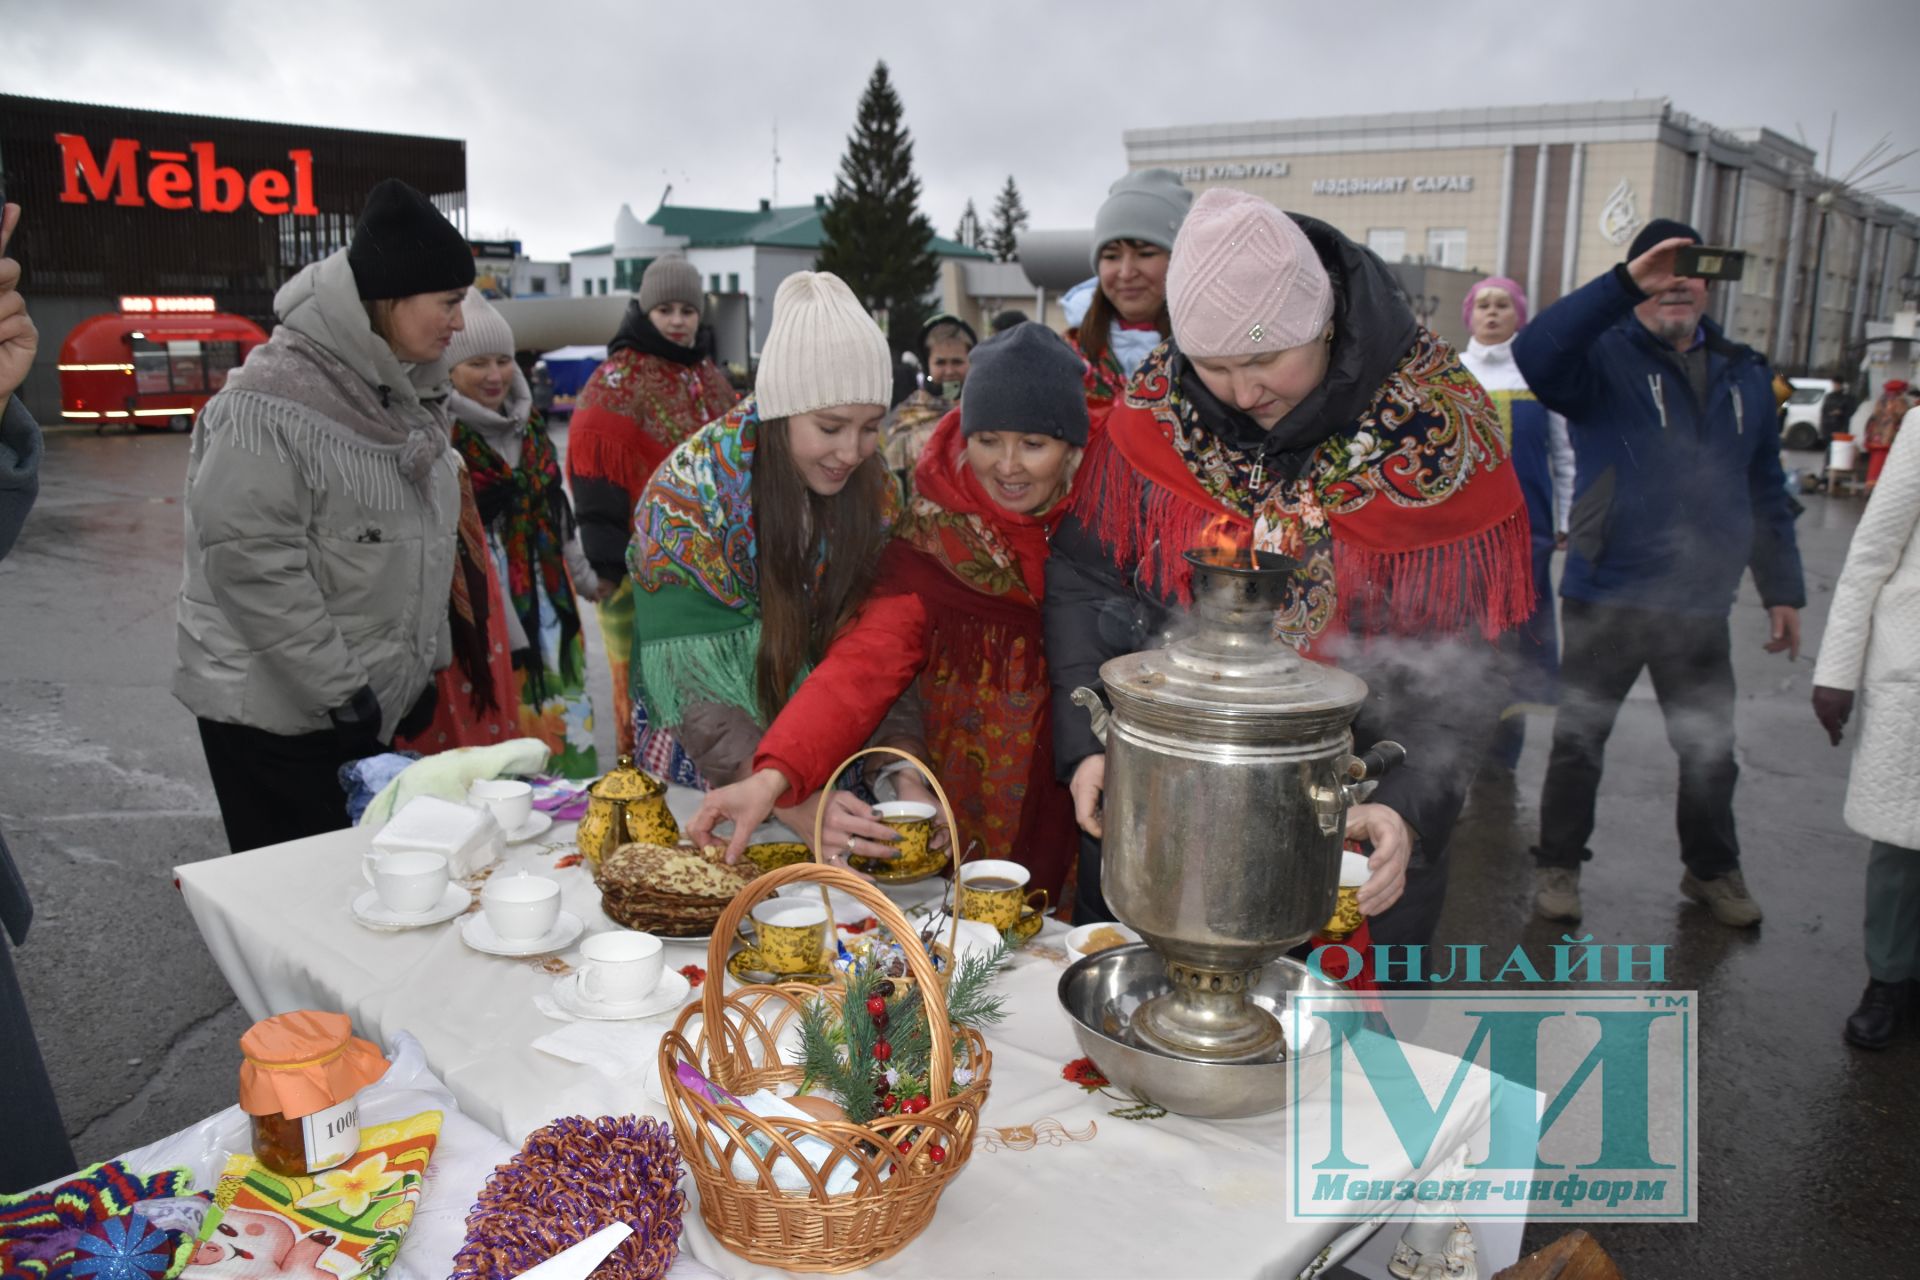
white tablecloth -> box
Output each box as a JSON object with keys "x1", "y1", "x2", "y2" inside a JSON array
[{"x1": 175, "y1": 791, "x2": 1506, "y2": 1279}]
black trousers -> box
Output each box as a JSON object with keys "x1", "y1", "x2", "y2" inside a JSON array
[
  {"x1": 196, "y1": 719, "x2": 365, "y2": 854},
  {"x1": 1536, "y1": 600, "x2": 1741, "y2": 878}
]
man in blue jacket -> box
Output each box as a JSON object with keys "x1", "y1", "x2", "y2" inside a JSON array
[{"x1": 1516, "y1": 218, "x2": 1804, "y2": 928}]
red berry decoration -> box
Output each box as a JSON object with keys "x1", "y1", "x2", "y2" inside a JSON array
[
  {"x1": 896, "y1": 1139, "x2": 912, "y2": 1154},
  {"x1": 882, "y1": 1093, "x2": 899, "y2": 1112},
  {"x1": 928, "y1": 1143, "x2": 947, "y2": 1164},
  {"x1": 865, "y1": 995, "x2": 887, "y2": 1017},
  {"x1": 872, "y1": 1039, "x2": 893, "y2": 1062},
  {"x1": 871, "y1": 1008, "x2": 889, "y2": 1032},
  {"x1": 903, "y1": 1094, "x2": 929, "y2": 1114}
]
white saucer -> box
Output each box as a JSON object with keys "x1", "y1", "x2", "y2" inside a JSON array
[
  {"x1": 550, "y1": 968, "x2": 692, "y2": 1021},
  {"x1": 503, "y1": 811, "x2": 555, "y2": 844},
  {"x1": 352, "y1": 884, "x2": 471, "y2": 931},
  {"x1": 461, "y1": 909, "x2": 584, "y2": 957}
]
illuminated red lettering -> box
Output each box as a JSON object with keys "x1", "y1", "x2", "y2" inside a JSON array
[
  {"x1": 147, "y1": 151, "x2": 193, "y2": 209},
  {"x1": 248, "y1": 169, "x2": 291, "y2": 215},
  {"x1": 55, "y1": 134, "x2": 143, "y2": 206},
  {"x1": 289, "y1": 150, "x2": 318, "y2": 216},
  {"x1": 193, "y1": 142, "x2": 245, "y2": 212}
]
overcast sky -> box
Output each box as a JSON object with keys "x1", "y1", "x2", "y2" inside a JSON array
[{"x1": 7, "y1": 0, "x2": 1918, "y2": 261}]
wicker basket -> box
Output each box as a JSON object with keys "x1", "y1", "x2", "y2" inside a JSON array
[{"x1": 658, "y1": 861, "x2": 993, "y2": 1272}]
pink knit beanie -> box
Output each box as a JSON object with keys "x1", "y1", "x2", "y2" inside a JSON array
[
  {"x1": 1166, "y1": 188, "x2": 1334, "y2": 358},
  {"x1": 1462, "y1": 276, "x2": 1529, "y2": 330}
]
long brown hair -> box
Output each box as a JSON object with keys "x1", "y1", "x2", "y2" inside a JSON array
[
  {"x1": 750, "y1": 415, "x2": 892, "y2": 720},
  {"x1": 1079, "y1": 240, "x2": 1172, "y2": 370}
]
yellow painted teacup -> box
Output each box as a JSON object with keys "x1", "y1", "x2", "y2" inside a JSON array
[
  {"x1": 735, "y1": 900, "x2": 828, "y2": 975},
  {"x1": 852, "y1": 801, "x2": 941, "y2": 877},
  {"x1": 1320, "y1": 849, "x2": 1370, "y2": 942},
  {"x1": 958, "y1": 859, "x2": 1048, "y2": 932}
]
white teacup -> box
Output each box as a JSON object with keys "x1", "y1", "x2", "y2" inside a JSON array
[
  {"x1": 362, "y1": 850, "x2": 449, "y2": 915},
  {"x1": 469, "y1": 779, "x2": 533, "y2": 832},
  {"x1": 578, "y1": 931, "x2": 666, "y2": 1005},
  {"x1": 481, "y1": 872, "x2": 561, "y2": 941}
]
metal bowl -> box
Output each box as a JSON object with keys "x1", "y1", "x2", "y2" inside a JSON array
[{"x1": 1058, "y1": 945, "x2": 1348, "y2": 1119}]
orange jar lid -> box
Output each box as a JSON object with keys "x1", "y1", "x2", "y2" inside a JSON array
[{"x1": 238, "y1": 1010, "x2": 389, "y2": 1120}]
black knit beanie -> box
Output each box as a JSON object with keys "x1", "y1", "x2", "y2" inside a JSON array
[
  {"x1": 349, "y1": 179, "x2": 477, "y2": 301},
  {"x1": 1628, "y1": 218, "x2": 1701, "y2": 262},
  {"x1": 960, "y1": 322, "x2": 1090, "y2": 446}
]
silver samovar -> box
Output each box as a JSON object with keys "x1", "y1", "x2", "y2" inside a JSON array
[{"x1": 1068, "y1": 548, "x2": 1401, "y2": 1076}]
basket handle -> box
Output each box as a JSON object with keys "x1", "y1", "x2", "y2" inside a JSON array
[
  {"x1": 808, "y1": 746, "x2": 963, "y2": 975},
  {"x1": 704, "y1": 861, "x2": 957, "y2": 1103}
]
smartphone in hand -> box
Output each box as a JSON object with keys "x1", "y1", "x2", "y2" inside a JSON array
[{"x1": 1673, "y1": 245, "x2": 1745, "y2": 282}]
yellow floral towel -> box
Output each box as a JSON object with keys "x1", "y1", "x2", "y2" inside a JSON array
[{"x1": 181, "y1": 1112, "x2": 442, "y2": 1280}]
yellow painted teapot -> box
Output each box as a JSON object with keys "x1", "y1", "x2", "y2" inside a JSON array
[{"x1": 576, "y1": 755, "x2": 680, "y2": 867}]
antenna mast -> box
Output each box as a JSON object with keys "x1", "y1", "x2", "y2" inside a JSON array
[{"x1": 772, "y1": 120, "x2": 781, "y2": 207}]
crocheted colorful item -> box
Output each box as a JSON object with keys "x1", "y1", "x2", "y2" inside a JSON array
[
  {"x1": 1071, "y1": 333, "x2": 1532, "y2": 655},
  {"x1": 456, "y1": 416, "x2": 598, "y2": 777},
  {"x1": 180, "y1": 1112, "x2": 441, "y2": 1280},
  {"x1": 1067, "y1": 332, "x2": 1129, "y2": 419},
  {"x1": 1, "y1": 1164, "x2": 198, "y2": 1280}
]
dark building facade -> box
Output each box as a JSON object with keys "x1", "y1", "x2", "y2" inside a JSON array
[{"x1": 0, "y1": 94, "x2": 466, "y2": 420}]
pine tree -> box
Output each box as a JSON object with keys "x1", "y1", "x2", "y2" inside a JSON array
[
  {"x1": 816, "y1": 62, "x2": 940, "y2": 358},
  {"x1": 987, "y1": 175, "x2": 1031, "y2": 263},
  {"x1": 953, "y1": 199, "x2": 982, "y2": 251}
]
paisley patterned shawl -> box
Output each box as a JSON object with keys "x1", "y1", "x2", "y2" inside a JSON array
[
  {"x1": 1071, "y1": 332, "x2": 1532, "y2": 653},
  {"x1": 629, "y1": 399, "x2": 764, "y2": 613},
  {"x1": 569, "y1": 348, "x2": 738, "y2": 503}
]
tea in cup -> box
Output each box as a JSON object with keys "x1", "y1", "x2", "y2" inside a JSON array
[
  {"x1": 736, "y1": 900, "x2": 828, "y2": 975},
  {"x1": 578, "y1": 931, "x2": 665, "y2": 1005},
  {"x1": 849, "y1": 800, "x2": 939, "y2": 875},
  {"x1": 362, "y1": 850, "x2": 449, "y2": 915},
  {"x1": 469, "y1": 779, "x2": 533, "y2": 832},
  {"x1": 1320, "y1": 850, "x2": 1370, "y2": 942},
  {"x1": 958, "y1": 860, "x2": 1048, "y2": 931},
  {"x1": 481, "y1": 872, "x2": 561, "y2": 941}
]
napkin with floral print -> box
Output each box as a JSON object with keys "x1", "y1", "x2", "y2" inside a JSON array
[{"x1": 180, "y1": 1112, "x2": 441, "y2": 1280}]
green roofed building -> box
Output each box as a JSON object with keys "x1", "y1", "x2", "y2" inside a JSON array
[{"x1": 569, "y1": 196, "x2": 988, "y2": 369}]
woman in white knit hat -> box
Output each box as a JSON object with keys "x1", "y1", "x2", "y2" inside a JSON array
[
  {"x1": 623, "y1": 271, "x2": 900, "y2": 843},
  {"x1": 413, "y1": 287, "x2": 601, "y2": 777}
]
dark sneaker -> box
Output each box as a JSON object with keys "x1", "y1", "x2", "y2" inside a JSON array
[
  {"x1": 1845, "y1": 980, "x2": 1906, "y2": 1049},
  {"x1": 1680, "y1": 869, "x2": 1763, "y2": 927},
  {"x1": 1533, "y1": 867, "x2": 1582, "y2": 922}
]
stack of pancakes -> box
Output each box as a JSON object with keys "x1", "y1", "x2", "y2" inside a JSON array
[{"x1": 596, "y1": 841, "x2": 754, "y2": 937}]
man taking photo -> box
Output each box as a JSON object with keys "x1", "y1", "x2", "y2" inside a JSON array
[{"x1": 1517, "y1": 218, "x2": 1805, "y2": 929}]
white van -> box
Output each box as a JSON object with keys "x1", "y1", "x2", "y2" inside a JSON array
[{"x1": 1781, "y1": 378, "x2": 1837, "y2": 450}]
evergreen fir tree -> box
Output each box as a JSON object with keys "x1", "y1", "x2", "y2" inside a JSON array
[
  {"x1": 987, "y1": 175, "x2": 1031, "y2": 263},
  {"x1": 816, "y1": 62, "x2": 940, "y2": 358},
  {"x1": 953, "y1": 199, "x2": 982, "y2": 251}
]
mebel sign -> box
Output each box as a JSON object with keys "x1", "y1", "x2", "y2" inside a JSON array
[{"x1": 54, "y1": 134, "x2": 319, "y2": 216}]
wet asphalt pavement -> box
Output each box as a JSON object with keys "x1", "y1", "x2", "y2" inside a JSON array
[{"x1": 1, "y1": 429, "x2": 1912, "y2": 1277}]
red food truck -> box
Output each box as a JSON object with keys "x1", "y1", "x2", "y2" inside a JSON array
[{"x1": 58, "y1": 296, "x2": 269, "y2": 431}]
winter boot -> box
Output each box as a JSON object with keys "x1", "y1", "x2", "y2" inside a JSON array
[
  {"x1": 1844, "y1": 980, "x2": 1906, "y2": 1049},
  {"x1": 1680, "y1": 869, "x2": 1763, "y2": 928},
  {"x1": 1532, "y1": 866, "x2": 1582, "y2": 922}
]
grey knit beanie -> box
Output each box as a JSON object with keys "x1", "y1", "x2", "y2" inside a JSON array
[
  {"x1": 1090, "y1": 168, "x2": 1195, "y2": 268},
  {"x1": 753, "y1": 271, "x2": 893, "y2": 418},
  {"x1": 444, "y1": 288, "x2": 515, "y2": 365},
  {"x1": 637, "y1": 255, "x2": 704, "y2": 316},
  {"x1": 961, "y1": 322, "x2": 1090, "y2": 446}
]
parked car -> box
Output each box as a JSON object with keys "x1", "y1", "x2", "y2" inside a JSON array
[{"x1": 1781, "y1": 378, "x2": 1837, "y2": 450}]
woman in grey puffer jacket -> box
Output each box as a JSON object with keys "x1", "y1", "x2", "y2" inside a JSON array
[{"x1": 175, "y1": 179, "x2": 474, "y2": 852}]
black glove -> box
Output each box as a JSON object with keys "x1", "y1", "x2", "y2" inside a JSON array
[
  {"x1": 329, "y1": 684, "x2": 383, "y2": 754},
  {"x1": 395, "y1": 682, "x2": 439, "y2": 740}
]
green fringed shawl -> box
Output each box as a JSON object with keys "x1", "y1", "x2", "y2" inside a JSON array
[{"x1": 629, "y1": 584, "x2": 767, "y2": 727}]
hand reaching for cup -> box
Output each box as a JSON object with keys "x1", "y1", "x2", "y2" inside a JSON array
[
  {"x1": 810, "y1": 791, "x2": 901, "y2": 869},
  {"x1": 1344, "y1": 803, "x2": 1413, "y2": 916}
]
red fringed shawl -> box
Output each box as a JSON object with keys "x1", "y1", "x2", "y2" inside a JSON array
[
  {"x1": 1070, "y1": 334, "x2": 1532, "y2": 656},
  {"x1": 567, "y1": 348, "x2": 737, "y2": 505}
]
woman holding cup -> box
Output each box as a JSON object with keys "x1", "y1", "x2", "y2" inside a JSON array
[
  {"x1": 625, "y1": 272, "x2": 922, "y2": 865},
  {"x1": 688, "y1": 324, "x2": 1090, "y2": 900}
]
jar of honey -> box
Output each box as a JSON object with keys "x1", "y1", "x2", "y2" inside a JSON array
[{"x1": 238, "y1": 1011, "x2": 389, "y2": 1177}]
